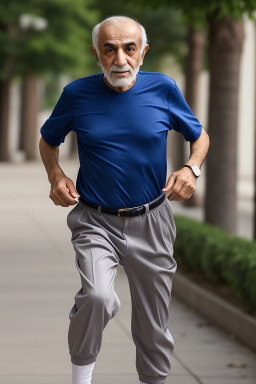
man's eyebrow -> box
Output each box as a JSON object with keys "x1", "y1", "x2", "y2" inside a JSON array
[{"x1": 103, "y1": 41, "x2": 137, "y2": 48}]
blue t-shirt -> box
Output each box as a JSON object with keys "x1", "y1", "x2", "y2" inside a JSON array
[{"x1": 40, "y1": 71, "x2": 202, "y2": 209}]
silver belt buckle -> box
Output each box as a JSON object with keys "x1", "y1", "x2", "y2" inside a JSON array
[{"x1": 118, "y1": 207, "x2": 133, "y2": 218}]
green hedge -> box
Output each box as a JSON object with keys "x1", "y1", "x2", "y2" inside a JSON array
[{"x1": 173, "y1": 215, "x2": 256, "y2": 311}]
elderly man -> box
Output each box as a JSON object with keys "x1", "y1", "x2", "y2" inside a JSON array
[{"x1": 39, "y1": 15, "x2": 209, "y2": 384}]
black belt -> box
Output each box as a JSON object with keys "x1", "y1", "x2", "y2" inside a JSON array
[{"x1": 79, "y1": 192, "x2": 166, "y2": 218}]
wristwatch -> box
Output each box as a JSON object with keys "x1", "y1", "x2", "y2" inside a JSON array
[{"x1": 182, "y1": 164, "x2": 201, "y2": 178}]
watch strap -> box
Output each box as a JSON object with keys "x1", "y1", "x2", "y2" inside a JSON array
[{"x1": 182, "y1": 164, "x2": 199, "y2": 178}]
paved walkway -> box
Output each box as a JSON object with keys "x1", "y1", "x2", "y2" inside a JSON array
[{"x1": 0, "y1": 160, "x2": 256, "y2": 384}]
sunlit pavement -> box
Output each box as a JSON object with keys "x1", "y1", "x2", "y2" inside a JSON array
[{"x1": 0, "y1": 160, "x2": 256, "y2": 384}]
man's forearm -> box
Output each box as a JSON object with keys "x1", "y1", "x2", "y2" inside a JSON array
[
  {"x1": 162, "y1": 128, "x2": 210, "y2": 200},
  {"x1": 185, "y1": 128, "x2": 210, "y2": 168},
  {"x1": 39, "y1": 137, "x2": 66, "y2": 183},
  {"x1": 39, "y1": 137, "x2": 79, "y2": 207}
]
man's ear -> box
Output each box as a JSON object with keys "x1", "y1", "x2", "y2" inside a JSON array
[
  {"x1": 140, "y1": 44, "x2": 149, "y2": 65},
  {"x1": 90, "y1": 45, "x2": 100, "y2": 66}
]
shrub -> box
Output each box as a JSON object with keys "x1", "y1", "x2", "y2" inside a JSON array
[{"x1": 173, "y1": 215, "x2": 256, "y2": 311}]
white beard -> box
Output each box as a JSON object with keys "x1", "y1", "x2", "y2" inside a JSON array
[{"x1": 99, "y1": 60, "x2": 141, "y2": 88}]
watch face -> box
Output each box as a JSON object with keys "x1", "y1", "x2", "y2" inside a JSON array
[{"x1": 191, "y1": 165, "x2": 201, "y2": 177}]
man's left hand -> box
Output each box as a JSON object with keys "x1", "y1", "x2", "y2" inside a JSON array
[{"x1": 162, "y1": 167, "x2": 197, "y2": 201}]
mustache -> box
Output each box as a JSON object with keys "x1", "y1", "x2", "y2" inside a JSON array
[{"x1": 110, "y1": 65, "x2": 132, "y2": 73}]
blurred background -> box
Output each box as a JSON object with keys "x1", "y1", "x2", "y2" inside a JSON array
[{"x1": 1, "y1": 1, "x2": 256, "y2": 383}]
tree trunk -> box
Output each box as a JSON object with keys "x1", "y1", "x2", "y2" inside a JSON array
[
  {"x1": 0, "y1": 55, "x2": 16, "y2": 162},
  {"x1": 0, "y1": 78, "x2": 12, "y2": 161},
  {"x1": 254, "y1": 26, "x2": 256, "y2": 240},
  {"x1": 0, "y1": 22, "x2": 18, "y2": 162},
  {"x1": 183, "y1": 26, "x2": 205, "y2": 207},
  {"x1": 19, "y1": 74, "x2": 39, "y2": 160},
  {"x1": 204, "y1": 15, "x2": 244, "y2": 234},
  {"x1": 185, "y1": 26, "x2": 205, "y2": 125}
]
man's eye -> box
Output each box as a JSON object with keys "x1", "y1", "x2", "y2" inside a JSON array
[{"x1": 126, "y1": 47, "x2": 134, "y2": 52}]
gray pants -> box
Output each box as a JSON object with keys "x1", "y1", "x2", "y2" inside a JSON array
[{"x1": 67, "y1": 192, "x2": 177, "y2": 384}]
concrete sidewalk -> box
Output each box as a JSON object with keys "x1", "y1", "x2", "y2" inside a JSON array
[{"x1": 0, "y1": 160, "x2": 256, "y2": 384}]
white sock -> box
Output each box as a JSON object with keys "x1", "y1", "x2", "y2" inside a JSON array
[{"x1": 72, "y1": 362, "x2": 95, "y2": 384}]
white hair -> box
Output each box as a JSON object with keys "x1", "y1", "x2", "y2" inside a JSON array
[{"x1": 92, "y1": 15, "x2": 148, "y2": 58}]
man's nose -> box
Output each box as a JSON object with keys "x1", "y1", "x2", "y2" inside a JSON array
[{"x1": 114, "y1": 49, "x2": 127, "y2": 67}]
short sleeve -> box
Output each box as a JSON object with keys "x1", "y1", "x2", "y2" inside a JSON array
[
  {"x1": 168, "y1": 82, "x2": 202, "y2": 141},
  {"x1": 40, "y1": 87, "x2": 73, "y2": 146}
]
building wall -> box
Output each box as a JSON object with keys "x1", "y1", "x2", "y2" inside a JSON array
[{"x1": 237, "y1": 15, "x2": 255, "y2": 199}]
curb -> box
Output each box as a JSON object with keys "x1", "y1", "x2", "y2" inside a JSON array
[{"x1": 172, "y1": 272, "x2": 256, "y2": 352}]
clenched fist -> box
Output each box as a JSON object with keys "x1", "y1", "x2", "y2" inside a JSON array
[
  {"x1": 50, "y1": 174, "x2": 80, "y2": 207},
  {"x1": 162, "y1": 167, "x2": 197, "y2": 201}
]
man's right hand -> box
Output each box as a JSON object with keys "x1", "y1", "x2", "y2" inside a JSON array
[{"x1": 49, "y1": 174, "x2": 80, "y2": 207}]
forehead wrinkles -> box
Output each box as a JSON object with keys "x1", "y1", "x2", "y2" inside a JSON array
[{"x1": 99, "y1": 22, "x2": 141, "y2": 46}]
